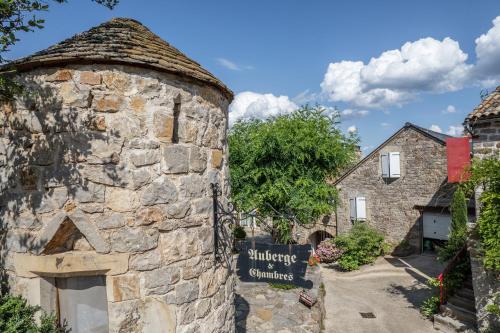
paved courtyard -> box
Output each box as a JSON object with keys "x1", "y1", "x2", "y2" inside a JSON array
[{"x1": 322, "y1": 255, "x2": 444, "y2": 333}]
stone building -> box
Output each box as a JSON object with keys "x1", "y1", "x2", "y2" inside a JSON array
[
  {"x1": 0, "y1": 18, "x2": 234, "y2": 332},
  {"x1": 463, "y1": 87, "x2": 500, "y2": 332},
  {"x1": 464, "y1": 86, "x2": 500, "y2": 159},
  {"x1": 332, "y1": 122, "x2": 467, "y2": 255}
]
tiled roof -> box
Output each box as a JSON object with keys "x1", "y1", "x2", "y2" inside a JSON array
[
  {"x1": 407, "y1": 123, "x2": 453, "y2": 143},
  {"x1": 466, "y1": 86, "x2": 500, "y2": 121},
  {"x1": 4, "y1": 18, "x2": 233, "y2": 100}
]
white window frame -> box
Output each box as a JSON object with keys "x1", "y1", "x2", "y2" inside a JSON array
[
  {"x1": 381, "y1": 152, "x2": 401, "y2": 178},
  {"x1": 349, "y1": 197, "x2": 366, "y2": 222}
]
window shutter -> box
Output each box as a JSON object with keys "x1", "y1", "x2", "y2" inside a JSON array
[
  {"x1": 389, "y1": 152, "x2": 401, "y2": 178},
  {"x1": 381, "y1": 153, "x2": 389, "y2": 178},
  {"x1": 356, "y1": 197, "x2": 366, "y2": 220},
  {"x1": 349, "y1": 198, "x2": 356, "y2": 220}
]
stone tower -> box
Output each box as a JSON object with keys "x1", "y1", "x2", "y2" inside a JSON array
[{"x1": 0, "y1": 18, "x2": 234, "y2": 332}]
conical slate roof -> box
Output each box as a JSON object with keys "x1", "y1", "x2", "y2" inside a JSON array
[
  {"x1": 466, "y1": 86, "x2": 500, "y2": 122},
  {"x1": 7, "y1": 18, "x2": 233, "y2": 100}
]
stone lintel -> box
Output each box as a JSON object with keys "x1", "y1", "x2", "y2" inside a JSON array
[{"x1": 14, "y1": 252, "x2": 129, "y2": 278}]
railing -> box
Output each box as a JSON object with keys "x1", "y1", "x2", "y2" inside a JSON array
[{"x1": 438, "y1": 243, "x2": 468, "y2": 304}]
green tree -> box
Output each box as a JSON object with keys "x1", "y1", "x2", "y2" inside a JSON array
[
  {"x1": 0, "y1": 0, "x2": 119, "y2": 100},
  {"x1": 439, "y1": 188, "x2": 468, "y2": 262},
  {"x1": 228, "y1": 105, "x2": 359, "y2": 243}
]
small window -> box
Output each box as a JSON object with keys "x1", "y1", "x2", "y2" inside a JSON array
[
  {"x1": 381, "y1": 152, "x2": 400, "y2": 178},
  {"x1": 349, "y1": 197, "x2": 366, "y2": 221},
  {"x1": 172, "y1": 96, "x2": 181, "y2": 144}
]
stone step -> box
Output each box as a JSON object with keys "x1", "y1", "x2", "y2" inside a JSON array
[
  {"x1": 433, "y1": 314, "x2": 477, "y2": 333},
  {"x1": 462, "y1": 278, "x2": 473, "y2": 290},
  {"x1": 448, "y1": 294, "x2": 476, "y2": 313},
  {"x1": 440, "y1": 304, "x2": 477, "y2": 326},
  {"x1": 456, "y1": 287, "x2": 474, "y2": 300}
]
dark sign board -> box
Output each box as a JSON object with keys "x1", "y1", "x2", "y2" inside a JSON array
[{"x1": 236, "y1": 242, "x2": 313, "y2": 288}]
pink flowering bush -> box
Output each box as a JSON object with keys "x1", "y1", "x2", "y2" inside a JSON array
[{"x1": 316, "y1": 240, "x2": 344, "y2": 263}]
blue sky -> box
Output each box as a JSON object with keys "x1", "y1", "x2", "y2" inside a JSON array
[{"x1": 8, "y1": 0, "x2": 500, "y2": 152}]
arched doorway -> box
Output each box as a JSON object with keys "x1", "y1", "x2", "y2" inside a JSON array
[{"x1": 308, "y1": 230, "x2": 334, "y2": 251}]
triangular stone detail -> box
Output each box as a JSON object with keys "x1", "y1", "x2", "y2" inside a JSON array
[
  {"x1": 42, "y1": 218, "x2": 95, "y2": 254},
  {"x1": 36, "y1": 209, "x2": 110, "y2": 255}
]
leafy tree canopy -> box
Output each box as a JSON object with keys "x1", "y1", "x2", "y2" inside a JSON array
[
  {"x1": 0, "y1": 0, "x2": 119, "y2": 100},
  {"x1": 228, "y1": 105, "x2": 359, "y2": 242}
]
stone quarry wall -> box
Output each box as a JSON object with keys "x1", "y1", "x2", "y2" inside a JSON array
[
  {"x1": 334, "y1": 128, "x2": 450, "y2": 254},
  {"x1": 0, "y1": 64, "x2": 234, "y2": 333}
]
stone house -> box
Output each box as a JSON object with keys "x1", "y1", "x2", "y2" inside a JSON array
[
  {"x1": 0, "y1": 18, "x2": 234, "y2": 333},
  {"x1": 332, "y1": 122, "x2": 467, "y2": 255},
  {"x1": 463, "y1": 87, "x2": 500, "y2": 332},
  {"x1": 464, "y1": 86, "x2": 500, "y2": 159}
]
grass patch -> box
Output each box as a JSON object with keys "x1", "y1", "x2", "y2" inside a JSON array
[{"x1": 269, "y1": 282, "x2": 296, "y2": 290}]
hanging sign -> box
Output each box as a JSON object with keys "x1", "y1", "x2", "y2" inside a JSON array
[{"x1": 236, "y1": 242, "x2": 313, "y2": 288}]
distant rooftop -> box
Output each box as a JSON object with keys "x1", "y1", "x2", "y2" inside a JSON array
[
  {"x1": 407, "y1": 122, "x2": 453, "y2": 143},
  {"x1": 4, "y1": 18, "x2": 233, "y2": 100}
]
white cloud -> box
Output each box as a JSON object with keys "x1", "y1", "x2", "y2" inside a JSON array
[
  {"x1": 443, "y1": 105, "x2": 456, "y2": 113},
  {"x1": 347, "y1": 125, "x2": 357, "y2": 133},
  {"x1": 321, "y1": 37, "x2": 472, "y2": 109},
  {"x1": 475, "y1": 16, "x2": 500, "y2": 81},
  {"x1": 292, "y1": 89, "x2": 319, "y2": 105},
  {"x1": 216, "y1": 58, "x2": 253, "y2": 71},
  {"x1": 429, "y1": 124, "x2": 443, "y2": 133},
  {"x1": 430, "y1": 124, "x2": 463, "y2": 136},
  {"x1": 446, "y1": 125, "x2": 463, "y2": 136},
  {"x1": 229, "y1": 92, "x2": 298, "y2": 125},
  {"x1": 216, "y1": 58, "x2": 240, "y2": 71},
  {"x1": 380, "y1": 122, "x2": 390, "y2": 127},
  {"x1": 340, "y1": 109, "x2": 370, "y2": 120}
]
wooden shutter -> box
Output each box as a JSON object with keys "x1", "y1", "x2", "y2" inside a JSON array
[
  {"x1": 349, "y1": 198, "x2": 356, "y2": 220},
  {"x1": 381, "y1": 153, "x2": 389, "y2": 178},
  {"x1": 389, "y1": 152, "x2": 401, "y2": 178},
  {"x1": 356, "y1": 197, "x2": 366, "y2": 220}
]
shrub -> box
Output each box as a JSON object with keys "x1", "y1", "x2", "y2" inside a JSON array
[
  {"x1": 419, "y1": 277, "x2": 441, "y2": 319},
  {"x1": 0, "y1": 294, "x2": 63, "y2": 333},
  {"x1": 315, "y1": 240, "x2": 344, "y2": 263},
  {"x1": 438, "y1": 188, "x2": 468, "y2": 262},
  {"x1": 233, "y1": 225, "x2": 247, "y2": 240},
  {"x1": 420, "y1": 295, "x2": 440, "y2": 319},
  {"x1": 462, "y1": 158, "x2": 500, "y2": 271},
  {"x1": 334, "y1": 223, "x2": 385, "y2": 271}
]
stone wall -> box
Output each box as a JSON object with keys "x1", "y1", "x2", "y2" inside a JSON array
[
  {"x1": 294, "y1": 218, "x2": 336, "y2": 248},
  {"x1": 469, "y1": 116, "x2": 500, "y2": 332},
  {"x1": 235, "y1": 265, "x2": 324, "y2": 333},
  {"x1": 0, "y1": 64, "x2": 234, "y2": 332},
  {"x1": 471, "y1": 117, "x2": 500, "y2": 159},
  {"x1": 334, "y1": 127, "x2": 451, "y2": 254},
  {"x1": 468, "y1": 231, "x2": 500, "y2": 332}
]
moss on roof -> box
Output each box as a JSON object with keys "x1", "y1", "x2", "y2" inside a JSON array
[{"x1": 5, "y1": 18, "x2": 233, "y2": 100}]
